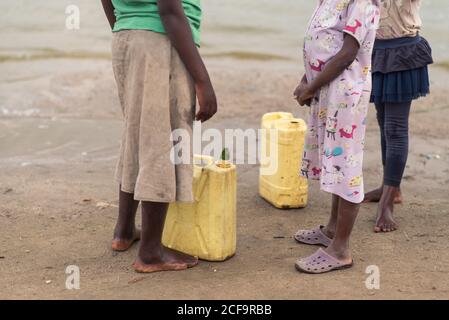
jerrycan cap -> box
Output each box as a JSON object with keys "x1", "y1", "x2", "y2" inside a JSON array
[
  {"x1": 216, "y1": 148, "x2": 232, "y2": 169},
  {"x1": 274, "y1": 118, "x2": 306, "y2": 130},
  {"x1": 216, "y1": 160, "x2": 232, "y2": 169}
]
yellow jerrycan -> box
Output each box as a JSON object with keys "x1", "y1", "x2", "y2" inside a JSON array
[
  {"x1": 162, "y1": 155, "x2": 237, "y2": 261},
  {"x1": 259, "y1": 112, "x2": 308, "y2": 209}
]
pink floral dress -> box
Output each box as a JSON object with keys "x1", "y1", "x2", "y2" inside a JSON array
[{"x1": 301, "y1": 0, "x2": 380, "y2": 203}]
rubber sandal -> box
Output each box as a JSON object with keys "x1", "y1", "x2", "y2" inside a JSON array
[
  {"x1": 295, "y1": 248, "x2": 353, "y2": 274},
  {"x1": 294, "y1": 225, "x2": 332, "y2": 247}
]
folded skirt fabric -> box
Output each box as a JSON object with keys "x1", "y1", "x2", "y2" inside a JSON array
[
  {"x1": 371, "y1": 35, "x2": 433, "y2": 74},
  {"x1": 112, "y1": 30, "x2": 196, "y2": 203},
  {"x1": 370, "y1": 35, "x2": 432, "y2": 104},
  {"x1": 370, "y1": 66, "x2": 430, "y2": 104}
]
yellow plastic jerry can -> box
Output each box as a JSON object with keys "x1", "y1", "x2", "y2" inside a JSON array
[
  {"x1": 259, "y1": 112, "x2": 308, "y2": 209},
  {"x1": 162, "y1": 155, "x2": 237, "y2": 261}
]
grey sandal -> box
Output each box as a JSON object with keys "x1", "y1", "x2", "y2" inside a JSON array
[
  {"x1": 295, "y1": 248, "x2": 353, "y2": 274},
  {"x1": 294, "y1": 225, "x2": 332, "y2": 247}
]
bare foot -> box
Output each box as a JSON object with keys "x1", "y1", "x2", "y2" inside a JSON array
[
  {"x1": 374, "y1": 186, "x2": 399, "y2": 233},
  {"x1": 374, "y1": 204, "x2": 398, "y2": 233},
  {"x1": 133, "y1": 247, "x2": 199, "y2": 273},
  {"x1": 364, "y1": 186, "x2": 403, "y2": 204},
  {"x1": 111, "y1": 228, "x2": 141, "y2": 252}
]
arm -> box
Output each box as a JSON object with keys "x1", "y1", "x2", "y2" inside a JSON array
[
  {"x1": 101, "y1": 0, "x2": 116, "y2": 30},
  {"x1": 158, "y1": 0, "x2": 217, "y2": 122},
  {"x1": 295, "y1": 34, "x2": 359, "y2": 106}
]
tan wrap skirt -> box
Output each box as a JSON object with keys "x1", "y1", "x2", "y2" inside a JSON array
[{"x1": 112, "y1": 30, "x2": 195, "y2": 203}]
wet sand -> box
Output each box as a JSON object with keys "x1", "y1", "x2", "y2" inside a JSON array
[{"x1": 1, "y1": 56, "x2": 449, "y2": 299}]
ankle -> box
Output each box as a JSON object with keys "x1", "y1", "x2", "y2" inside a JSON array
[
  {"x1": 114, "y1": 224, "x2": 136, "y2": 239},
  {"x1": 327, "y1": 242, "x2": 350, "y2": 259},
  {"x1": 322, "y1": 226, "x2": 336, "y2": 238},
  {"x1": 138, "y1": 244, "x2": 164, "y2": 262}
]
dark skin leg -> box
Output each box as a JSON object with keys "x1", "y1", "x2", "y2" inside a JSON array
[
  {"x1": 133, "y1": 201, "x2": 198, "y2": 273},
  {"x1": 364, "y1": 184, "x2": 403, "y2": 204},
  {"x1": 111, "y1": 189, "x2": 141, "y2": 252},
  {"x1": 374, "y1": 185, "x2": 399, "y2": 233},
  {"x1": 322, "y1": 194, "x2": 339, "y2": 239},
  {"x1": 325, "y1": 196, "x2": 359, "y2": 264}
]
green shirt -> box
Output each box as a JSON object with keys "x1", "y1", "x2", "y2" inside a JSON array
[{"x1": 112, "y1": 0, "x2": 202, "y2": 46}]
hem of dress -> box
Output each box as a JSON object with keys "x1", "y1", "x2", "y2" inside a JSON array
[
  {"x1": 115, "y1": 177, "x2": 135, "y2": 194},
  {"x1": 304, "y1": 175, "x2": 364, "y2": 204},
  {"x1": 320, "y1": 185, "x2": 364, "y2": 204},
  {"x1": 116, "y1": 179, "x2": 194, "y2": 204},
  {"x1": 133, "y1": 193, "x2": 194, "y2": 204}
]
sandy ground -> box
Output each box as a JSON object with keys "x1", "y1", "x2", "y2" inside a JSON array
[{"x1": 1, "y1": 57, "x2": 449, "y2": 300}]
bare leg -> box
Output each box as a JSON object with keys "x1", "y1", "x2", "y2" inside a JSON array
[
  {"x1": 363, "y1": 185, "x2": 383, "y2": 203},
  {"x1": 365, "y1": 102, "x2": 403, "y2": 205},
  {"x1": 322, "y1": 194, "x2": 339, "y2": 239},
  {"x1": 364, "y1": 184, "x2": 403, "y2": 204},
  {"x1": 324, "y1": 196, "x2": 359, "y2": 264},
  {"x1": 374, "y1": 185, "x2": 399, "y2": 233},
  {"x1": 133, "y1": 201, "x2": 198, "y2": 273},
  {"x1": 365, "y1": 103, "x2": 387, "y2": 204},
  {"x1": 112, "y1": 189, "x2": 141, "y2": 251},
  {"x1": 372, "y1": 101, "x2": 410, "y2": 231}
]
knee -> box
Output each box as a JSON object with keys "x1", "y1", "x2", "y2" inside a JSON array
[
  {"x1": 384, "y1": 123, "x2": 409, "y2": 153},
  {"x1": 384, "y1": 119, "x2": 408, "y2": 140}
]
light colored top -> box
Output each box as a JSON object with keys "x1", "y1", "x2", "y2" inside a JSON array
[
  {"x1": 377, "y1": 0, "x2": 422, "y2": 39},
  {"x1": 304, "y1": 0, "x2": 379, "y2": 97},
  {"x1": 112, "y1": 0, "x2": 202, "y2": 46},
  {"x1": 301, "y1": 0, "x2": 380, "y2": 204}
]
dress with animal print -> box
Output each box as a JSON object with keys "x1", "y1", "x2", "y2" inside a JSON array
[{"x1": 301, "y1": 0, "x2": 380, "y2": 203}]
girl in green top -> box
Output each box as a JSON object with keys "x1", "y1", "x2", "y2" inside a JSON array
[
  {"x1": 112, "y1": 0, "x2": 202, "y2": 46},
  {"x1": 102, "y1": 0, "x2": 217, "y2": 273}
]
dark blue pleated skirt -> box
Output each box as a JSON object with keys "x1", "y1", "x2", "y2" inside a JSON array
[
  {"x1": 370, "y1": 35, "x2": 432, "y2": 104},
  {"x1": 370, "y1": 66, "x2": 430, "y2": 104}
]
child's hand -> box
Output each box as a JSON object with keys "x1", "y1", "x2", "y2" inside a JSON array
[
  {"x1": 195, "y1": 81, "x2": 217, "y2": 122},
  {"x1": 293, "y1": 80, "x2": 314, "y2": 107},
  {"x1": 297, "y1": 85, "x2": 315, "y2": 106}
]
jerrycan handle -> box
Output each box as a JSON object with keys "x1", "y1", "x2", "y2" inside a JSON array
[{"x1": 193, "y1": 155, "x2": 213, "y2": 202}]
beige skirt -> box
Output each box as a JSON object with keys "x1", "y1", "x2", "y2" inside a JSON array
[{"x1": 112, "y1": 30, "x2": 195, "y2": 203}]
